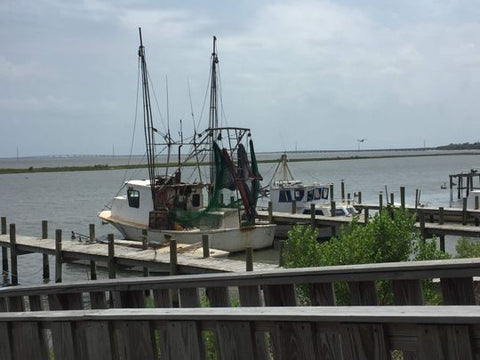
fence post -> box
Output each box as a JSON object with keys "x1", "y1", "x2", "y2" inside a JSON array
[
  {"x1": 42, "y1": 220, "x2": 50, "y2": 281},
  {"x1": 89, "y1": 224, "x2": 97, "y2": 280},
  {"x1": 55, "y1": 229, "x2": 62, "y2": 283},
  {"x1": 108, "y1": 234, "x2": 115, "y2": 279},
  {"x1": 202, "y1": 234, "x2": 210, "y2": 258},
  {"x1": 10, "y1": 224, "x2": 17, "y2": 285},
  {"x1": 246, "y1": 247, "x2": 253, "y2": 271}
]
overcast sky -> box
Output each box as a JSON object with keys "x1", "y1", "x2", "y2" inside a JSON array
[{"x1": 2, "y1": 0, "x2": 480, "y2": 157}]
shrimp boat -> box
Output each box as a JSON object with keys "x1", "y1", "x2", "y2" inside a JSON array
[{"x1": 98, "y1": 30, "x2": 275, "y2": 252}]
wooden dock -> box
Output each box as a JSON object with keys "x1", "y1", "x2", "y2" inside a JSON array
[{"x1": 0, "y1": 220, "x2": 276, "y2": 286}]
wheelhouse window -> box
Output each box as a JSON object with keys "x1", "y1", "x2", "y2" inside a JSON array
[
  {"x1": 192, "y1": 193, "x2": 201, "y2": 207},
  {"x1": 294, "y1": 189, "x2": 304, "y2": 201},
  {"x1": 279, "y1": 190, "x2": 292, "y2": 203},
  {"x1": 127, "y1": 188, "x2": 140, "y2": 208},
  {"x1": 322, "y1": 187, "x2": 329, "y2": 199}
]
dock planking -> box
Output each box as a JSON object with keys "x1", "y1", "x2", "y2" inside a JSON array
[{"x1": 0, "y1": 233, "x2": 276, "y2": 278}]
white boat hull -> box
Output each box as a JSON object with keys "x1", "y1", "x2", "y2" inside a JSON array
[{"x1": 98, "y1": 210, "x2": 275, "y2": 253}]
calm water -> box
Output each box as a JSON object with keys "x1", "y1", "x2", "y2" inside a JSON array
[{"x1": 1, "y1": 150, "x2": 479, "y2": 285}]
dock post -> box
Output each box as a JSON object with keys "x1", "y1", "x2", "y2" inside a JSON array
[
  {"x1": 1, "y1": 217, "x2": 7, "y2": 279},
  {"x1": 418, "y1": 210, "x2": 426, "y2": 240},
  {"x1": 246, "y1": 247, "x2": 253, "y2": 271},
  {"x1": 268, "y1": 201, "x2": 273, "y2": 223},
  {"x1": 291, "y1": 199, "x2": 296, "y2": 214},
  {"x1": 364, "y1": 208, "x2": 369, "y2": 225},
  {"x1": 439, "y1": 207, "x2": 444, "y2": 225},
  {"x1": 390, "y1": 193, "x2": 394, "y2": 206},
  {"x1": 330, "y1": 201, "x2": 336, "y2": 217},
  {"x1": 55, "y1": 229, "x2": 62, "y2": 283},
  {"x1": 341, "y1": 180, "x2": 345, "y2": 202},
  {"x1": 400, "y1": 187, "x2": 405, "y2": 210},
  {"x1": 329, "y1": 184, "x2": 334, "y2": 200},
  {"x1": 10, "y1": 224, "x2": 17, "y2": 286},
  {"x1": 168, "y1": 235, "x2": 178, "y2": 275},
  {"x1": 202, "y1": 234, "x2": 210, "y2": 258},
  {"x1": 142, "y1": 229, "x2": 149, "y2": 278},
  {"x1": 108, "y1": 234, "x2": 116, "y2": 279},
  {"x1": 278, "y1": 240, "x2": 285, "y2": 267},
  {"x1": 310, "y1": 203, "x2": 316, "y2": 227},
  {"x1": 463, "y1": 197, "x2": 468, "y2": 225},
  {"x1": 379, "y1": 193, "x2": 383, "y2": 213},
  {"x1": 439, "y1": 235, "x2": 446, "y2": 253},
  {"x1": 89, "y1": 224, "x2": 97, "y2": 280},
  {"x1": 358, "y1": 191, "x2": 362, "y2": 204},
  {"x1": 41, "y1": 220, "x2": 50, "y2": 281}
]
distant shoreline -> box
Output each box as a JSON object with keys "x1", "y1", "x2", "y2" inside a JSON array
[{"x1": 1, "y1": 150, "x2": 480, "y2": 175}]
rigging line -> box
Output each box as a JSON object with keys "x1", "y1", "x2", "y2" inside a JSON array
[
  {"x1": 146, "y1": 71, "x2": 167, "y2": 134},
  {"x1": 196, "y1": 59, "x2": 213, "y2": 131},
  {"x1": 216, "y1": 65, "x2": 229, "y2": 128}
]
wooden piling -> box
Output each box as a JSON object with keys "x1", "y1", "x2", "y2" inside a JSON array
[
  {"x1": 107, "y1": 234, "x2": 115, "y2": 279},
  {"x1": 418, "y1": 210, "x2": 426, "y2": 240},
  {"x1": 476, "y1": 196, "x2": 479, "y2": 210},
  {"x1": 89, "y1": 224, "x2": 97, "y2": 280},
  {"x1": 341, "y1": 180, "x2": 345, "y2": 202},
  {"x1": 278, "y1": 240, "x2": 285, "y2": 267},
  {"x1": 246, "y1": 247, "x2": 253, "y2": 272},
  {"x1": 168, "y1": 235, "x2": 178, "y2": 275},
  {"x1": 463, "y1": 197, "x2": 468, "y2": 225},
  {"x1": 42, "y1": 220, "x2": 50, "y2": 281},
  {"x1": 1, "y1": 217, "x2": 7, "y2": 278},
  {"x1": 268, "y1": 201, "x2": 273, "y2": 223},
  {"x1": 142, "y1": 229, "x2": 149, "y2": 278},
  {"x1": 330, "y1": 201, "x2": 336, "y2": 217},
  {"x1": 202, "y1": 234, "x2": 210, "y2": 258},
  {"x1": 390, "y1": 193, "x2": 394, "y2": 206},
  {"x1": 439, "y1": 235, "x2": 446, "y2": 253},
  {"x1": 358, "y1": 191, "x2": 362, "y2": 204},
  {"x1": 347, "y1": 193, "x2": 351, "y2": 205},
  {"x1": 439, "y1": 207, "x2": 444, "y2": 225},
  {"x1": 329, "y1": 184, "x2": 334, "y2": 200},
  {"x1": 310, "y1": 203, "x2": 316, "y2": 227},
  {"x1": 291, "y1": 199, "x2": 296, "y2": 214},
  {"x1": 400, "y1": 187, "x2": 405, "y2": 209},
  {"x1": 364, "y1": 208, "x2": 369, "y2": 225},
  {"x1": 55, "y1": 229, "x2": 62, "y2": 283},
  {"x1": 10, "y1": 224, "x2": 17, "y2": 286},
  {"x1": 379, "y1": 193, "x2": 383, "y2": 213}
]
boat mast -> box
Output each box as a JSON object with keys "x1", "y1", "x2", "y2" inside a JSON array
[
  {"x1": 209, "y1": 36, "x2": 219, "y2": 186},
  {"x1": 138, "y1": 28, "x2": 157, "y2": 204}
]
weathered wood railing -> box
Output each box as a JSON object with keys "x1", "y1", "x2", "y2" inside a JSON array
[
  {"x1": 1, "y1": 258, "x2": 480, "y2": 312},
  {"x1": 0, "y1": 306, "x2": 479, "y2": 360},
  {"x1": 1, "y1": 258, "x2": 480, "y2": 359}
]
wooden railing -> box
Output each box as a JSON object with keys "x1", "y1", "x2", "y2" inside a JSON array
[
  {"x1": 1, "y1": 258, "x2": 480, "y2": 359},
  {"x1": 1, "y1": 258, "x2": 480, "y2": 312},
  {"x1": 0, "y1": 306, "x2": 479, "y2": 359}
]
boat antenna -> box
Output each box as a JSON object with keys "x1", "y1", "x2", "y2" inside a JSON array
[
  {"x1": 209, "y1": 35, "x2": 219, "y2": 186},
  {"x1": 138, "y1": 27, "x2": 157, "y2": 202}
]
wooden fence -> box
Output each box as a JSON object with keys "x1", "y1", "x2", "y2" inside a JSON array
[
  {"x1": 1, "y1": 306, "x2": 479, "y2": 360},
  {"x1": 1, "y1": 258, "x2": 480, "y2": 359}
]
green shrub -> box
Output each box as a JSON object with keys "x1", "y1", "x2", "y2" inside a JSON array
[
  {"x1": 283, "y1": 208, "x2": 449, "y2": 305},
  {"x1": 455, "y1": 237, "x2": 480, "y2": 258}
]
